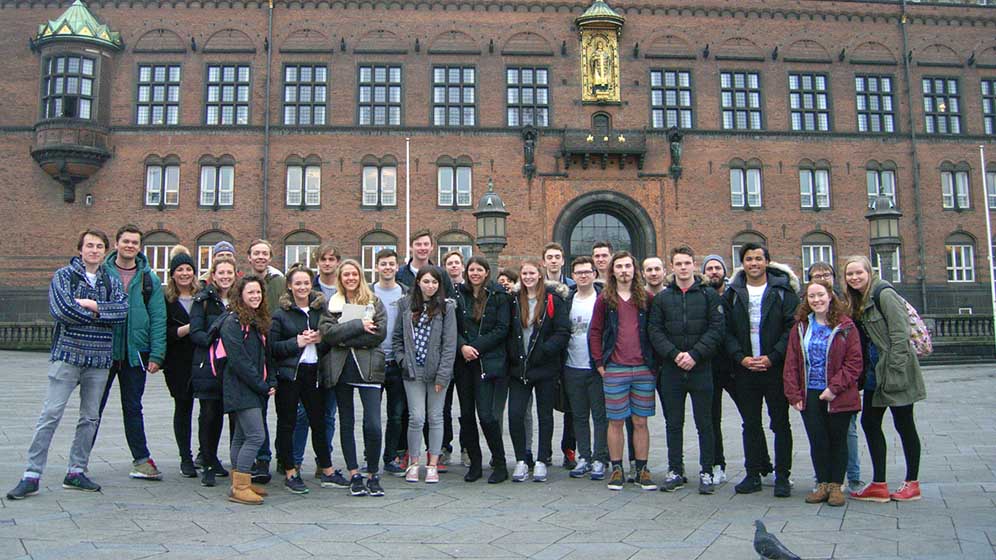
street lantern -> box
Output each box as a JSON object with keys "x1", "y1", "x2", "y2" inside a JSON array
[
  {"x1": 474, "y1": 177, "x2": 509, "y2": 279},
  {"x1": 865, "y1": 194, "x2": 903, "y2": 282}
]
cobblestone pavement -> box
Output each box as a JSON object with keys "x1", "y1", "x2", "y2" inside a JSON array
[{"x1": 0, "y1": 350, "x2": 993, "y2": 559}]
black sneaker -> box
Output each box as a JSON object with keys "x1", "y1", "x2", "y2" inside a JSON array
[
  {"x1": 180, "y1": 458, "x2": 198, "y2": 478},
  {"x1": 365, "y1": 475, "x2": 385, "y2": 497},
  {"x1": 201, "y1": 466, "x2": 216, "y2": 487},
  {"x1": 774, "y1": 475, "x2": 792, "y2": 498},
  {"x1": 6, "y1": 478, "x2": 40, "y2": 500},
  {"x1": 735, "y1": 474, "x2": 762, "y2": 494},
  {"x1": 212, "y1": 462, "x2": 229, "y2": 478},
  {"x1": 194, "y1": 451, "x2": 205, "y2": 469},
  {"x1": 284, "y1": 474, "x2": 309, "y2": 494},
  {"x1": 349, "y1": 474, "x2": 367, "y2": 496},
  {"x1": 250, "y1": 460, "x2": 271, "y2": 484},
  {"x1": 659, "y1": 470, "x2": 686, "y2": 492},
  {"x1": 488, "y1": 467, "x2": 508, "y2": 484},
  {"x1": 62, "y1": 472, "x2": 100, "y2": 492},
  {"x1": 321, "y1": 469, "x2": 350, "y2": 489},
  {"x1": 698, "y1": 472, "x2": 716, "y2": 495}
]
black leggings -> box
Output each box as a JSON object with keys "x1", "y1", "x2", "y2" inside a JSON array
[
  {"x1": 275, "y1": 365, "x2": 331, "y2": 473},
  {"x1": 861, "y1": 389, "x2": 921, "y2": 482},
  {"x1": 508, "y1": 377, "x2": 556, "y2": 465},
  {"x1": 197, "y1": 398, "x2": 225, "y2": 467},
  {"x1": 801, "y1": 389, "x2": 854, "y2": 484},
  {"x1": 172, "y1": 397, "x2": 195, "y2": 461}
]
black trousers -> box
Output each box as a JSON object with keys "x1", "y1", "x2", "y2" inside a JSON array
[
  {"x1": 382, "y1": 361, "x2": 408, "y2": 462},
  {"x1": 735, "y1": 370, "x2": 792, "y2": 478},
  {"x1": 457, "y1": 367, "x2": 509, "y2": 469},
  {"x1": 197, "y1": 398, "x2": 225, "y2": 467},
  {"x1": 711, "y1": 369, "x2": 736, "y2": 468},
  {"x1": 660, "y1": 370, "x2": 714, "y2": 475},
  {"x1": 801, "y1": 389, "x2": 854, "y2": 484},
  {"x1": 861, "y1": 388, "x2": 921, "y2": 482},
  {"x1": 275, "y1": 364, "x2": 331, "y2": 472},
  {"x1": 508, "y1": 376, "x2": 556, "y2": 465},
  {"x1": 172, "y1": 396, "x2": 195, "y2": 461},
  {"x1": 335, "y1": 383, "x2": 382, "y2": 473}
]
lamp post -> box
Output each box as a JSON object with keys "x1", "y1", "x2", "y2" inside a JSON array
[
  {"x1": 865, "y1": 195, "x2": 903, "y2": 282},
  {"x1": 474, "y1": 177, "x2": 509, "y2": 280}
]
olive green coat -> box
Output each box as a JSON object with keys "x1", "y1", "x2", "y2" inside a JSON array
[{"x1": 858, "y1": 278, "x2": 926, "y2": 407}]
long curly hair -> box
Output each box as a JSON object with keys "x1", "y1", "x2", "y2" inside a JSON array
[
  {"x1": 229, "y1": 275, "x2": 271, "y2": 334},
  {"x1": 795, "y1": 280, "x2": 849, "y2": 328},
  {"x1": 602, "y1": 251, "x2": 648, "y2": 311}
]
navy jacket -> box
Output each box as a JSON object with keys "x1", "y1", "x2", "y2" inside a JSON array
[
  {"x1": 189, "y1": 285, "x2": 228, "y2": 400},
  {"x1": 220, "y1": 314, "x2": 276, "y2": 413},
  {"x1": 507, "y1": 283, "x2": 571, "y2": 383},
  {"x1": 647, "y1": 275, "x2": 726, "y2": 377},
  {"x1": 723, "y1": 263, "x2": 801, "y2": 374},
  {"x1": 455, "y1": 281, "x2": 511, "y2": 379}
]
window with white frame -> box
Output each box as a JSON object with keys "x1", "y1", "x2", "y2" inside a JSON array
[
  {"x1": 144, "y1": 159, "x2": 180, "y2": 207},
  {"x1": 284, "y1": 231, "x2": 320, "y2": 271},
  {"x1": 871, "y1": 247, "x2": 902, "y2": 283},
  {"x1": 866, "y1": 164, "x2": 897, "y2": 208},
  {"x1": 360, "y1": 231, "x2": 398, "y2": 283},
  {"x1": 438, "y1": 244, "x2": 473, "y2": 264},
  {"x1": 195, "y1": 232, "x2": 233, "y2": 277},
  {"x1": 650, "y1": 69, "x2": 693, "y2": 129},
  {"x1": 730, "y1": 163, "x2": 762, "y2": 209},
  {"x1": 361, "y1": 161, "x2": 397, "y2": 208},
  {"x1": 437, "y1": 164, "x2": 472, "y2": 207},
  {"x1": 799, "y1": 166, "x2": 830, "y2": 209},
  {"x1": 788, "y1": 73, "x2": 831, "y2": 132},
  {"x1": 143, "y1": 235, "x2": 177, "y2": 286},
  {"x1": 987, "y1": 169, "x2": 996, "y2": 209},
  {"x1": 731, "y1": 231, "x2": 766, "y2": 269},
  {"x1": 946, "y1": 237, "x2": 975, "y2": 282},
  {"x1": 941, "y1": 168, "x2": 970, "y2": 210},
  {"x1": 801, "y1": 233, "x2": 834, "y2": 281},
  {"x1": 199, "y1": 162, "x2": 234, "y2": 208},
  {"x1": 286, "y1": 163, "x2": 321, "y2": 207}
]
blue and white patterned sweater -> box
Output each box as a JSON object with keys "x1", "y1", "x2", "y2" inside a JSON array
[{"x1": 49, "y1": 256, "x2": 129, "y2": 368}]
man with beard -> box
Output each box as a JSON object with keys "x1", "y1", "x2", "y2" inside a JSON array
[
  {"x1": 643, "y1": 256, "x2": 666, "y2": 296},
  {"x1": 702, "y1": 254, "x2": 737, "y2": 485}
]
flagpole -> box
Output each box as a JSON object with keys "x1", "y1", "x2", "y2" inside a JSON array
[
  {"x1": 979, "y1": 144, "x2": 996, "y2": 353},
  {"x1": 405, "y1": 136, "x2": 411, "y2": 262}
]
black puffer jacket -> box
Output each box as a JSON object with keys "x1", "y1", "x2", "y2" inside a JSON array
[
  {"x1": 270, "y1": 291, "x2": 328, "y2": 381},
  {"x1": 220, "y1": 314, "x2": 276, "y2": 413},
  {"x1": 647, "y1": 274, "x2": 726, "y2": 376},
  {"x1": 507, "y1": 282, "x2": 571, "y2": 383},
  {"x1": 189, "y1": 284, "x2": 228, "y2": 400},
  {"x1": 164, "y1": 295, "x2": 195, "y2": 399},
  {"x1": 455, "y1": 281, "x2": 511, "y2": 379},
  {"x1": 723, "y1": 263, "x2": 801, "y2": 373}
]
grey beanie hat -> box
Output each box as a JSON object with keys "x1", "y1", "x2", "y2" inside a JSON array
[{"x1": 702, "y1": 254, "x2": 727, "y2": 275}]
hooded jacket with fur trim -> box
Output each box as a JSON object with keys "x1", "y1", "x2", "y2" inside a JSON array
[
  {"x1": 270, "y1": 291, "x2": 328, "y2": 380},
  {"x1": 723, "y1": 262, "x2": 801, "y2": 372},
  {"x1": 506, "y1": 281, "x2": 571, "y2": 383}
]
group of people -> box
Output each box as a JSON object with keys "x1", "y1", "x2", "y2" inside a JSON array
[{"x1": 7, "y1": 225, "x2": 927, "y2": 509}]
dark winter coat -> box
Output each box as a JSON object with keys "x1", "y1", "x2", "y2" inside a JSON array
[
  {"x1": 270, "y1": 291, "x2": 328, "y2": 381},
  {"x1": 396, "y1": 259, "x2": 457, "y2": 298},
  {"x1": 647, "y1": 274, "x2": 726, "y2": 376},
  {"x1": 455, "y1": 281, "x2": 511, "y2": 379},
  {"x1": 189, "y1": 284, "x2": 229, "y2": 400},
  {"x1": 507, "y1": 282, "x2": 571, "y2": 383},
  {"x1": 164, "y1": 295, "x2": 196, "y2": 399},
  {"x1": 784, "y1": 315, "x2": 863, "y2": 414},
  {"x1": 220, "y1": 314, "x2": 276, "y2": 413},
  {"x1": 723, "y1": 262, "x2": 801, "y2": 374},
  {"x1": 318, "y1": 293, "x2": 388, "y2": 386}
]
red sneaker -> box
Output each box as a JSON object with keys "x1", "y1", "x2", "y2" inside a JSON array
[
  {"x1": 399, "y1": 454, "x2": 409, "y2": 470},
  {"x1": 427, "y1": 453, "x2": 448, "y2": 473},
  {"x1": 890, "y1": 480, "x2": 921, "y2": 502},
  {"x1": 850, "y1": 482, "x2": 891, "y2": 503}
]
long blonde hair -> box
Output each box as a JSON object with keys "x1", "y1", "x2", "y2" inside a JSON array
[
  {"x1": 517, "y1": 259, "x2": 546, "y2": 329},
  {"x1": 335, "y1": 259, "x2": 375, "y2": 305},
  {"x1": 842, "y1": 255, "x2": 876, "y2": 320},
  {"x1": 165, "y1": 245, "x2": 201, "y2": 302}
]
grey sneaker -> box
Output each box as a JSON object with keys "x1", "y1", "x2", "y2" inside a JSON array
[
  {"x1": 7, "y1": 478, "x2": 40, "y2": 500},
  {"x1": 511, "y1": 461, "x2": 530, "y2": 482},
  {"x1": 569, "y1": 458, "x2": 591, "y2": 478},
  {"x1": 129, "y1": 459, "x2": 163, "y2": 480},
  {"x1": 590, "y1": 460, "x2": 606, "y2": 481},
  {"x1": 62, "y1": 472, "x2": 101, "y2": 492},
  {"x1": 533, "y1": 462, "x2": 548, "y2": 482},
  {"x1": 660, "y1": 470, "x2": 686, "y2": 492},
  {"x1": 698, "y1": 472, "x2": 716, "y2": 495}
]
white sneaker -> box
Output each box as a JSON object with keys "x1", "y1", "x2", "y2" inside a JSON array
[
  {"x1": 533, "y1": 462, "x2": 548, "y2": 482},
  {"x1": 762, "y1": 473, "x2": 794, "y2": 487},
  {"x1": 590, "y1": 460, "x2": 606, "y2": 481},
  {"x1": 511, "y1": 461, "x2": 530, "y2": 482},
  {"x1": 569, "y1": 458, "x2": 590, "y2": 478},
  {"x1": 712, "y1": 465, "x2": 727, "y2": 485}
]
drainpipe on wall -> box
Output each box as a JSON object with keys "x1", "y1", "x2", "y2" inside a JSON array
[
  {"x1": 261, "y1": 0, "x2": 274, "y2": 239},
  {"x1": 900, "y1": 0, "x2": 929, "y2": 312}
]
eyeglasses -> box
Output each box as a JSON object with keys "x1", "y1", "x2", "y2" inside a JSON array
[
  {"x1": 810, "y1": 273, "x2": 833, "y2": 280},
  {"x1": 573, "y1": 270, "x2": 595, "y2": 276}
]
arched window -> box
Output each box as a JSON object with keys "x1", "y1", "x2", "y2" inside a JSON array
[
  {"x1": 731, "y1": 231, "x2": 766, "y2": 269},
  {"x1": 285, "y1": 154, "x2": 322, "y2": 208},
  {"x1": 945, "y1": 232, "x2": 976, "y2": 282},
  {"x1": 866, "y1": 160, "x2": 897, "y2": 208},
  {"x1": 436, "y1": 230, "x2": 474, "y2": 263},
  {"x1": 284, "y1": 230, "x2": 321, "y2": 270},
  {"x1": 360, "y1": 230, "x2": 399, "y2": 282},
  {"x1": 143, "y1": 231, "x2": 180, "y2": 284},
  {"x1": 144, "y1": 154, "x2": 181, "y2": 209},
  {"x1": 729, "y1": 158, "x2": 762, "y2": 209},
  {"x1": 199, "y1": 154, "x2": 236, "y2": 209},
  {"x1": 798, "y1": 159, "x2": 831, "y2": 210},
  {"x1": 196, "y1": 230, "x2": 235, "y2": 276},
  {"x1": 940, "y1": 161, "x2": 971, "y2": 211},
  {"x1": 592, "y1": 112, "x2": 611, "y2": 136},
  {"x1": 801, "y1": 231, "x2": 835, "y2": 281},
  {"x1": 361, "y1": 154, "x2": 398, "y2": 208},
  {"x1": 436, "y1": 155, "x2": 473, "y2": 208}
]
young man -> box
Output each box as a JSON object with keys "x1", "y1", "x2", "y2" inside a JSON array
[
  {"x1": 396, "y1": 229, "x2": 434, "y2": 289},
  {"x1": 642, "y1": 256, "x2": 666, "y2": 296},
  {"x1": 702, "y1": 254, "x2": 736, "y2": 485},
  {"x1": 313, "y1": 242, "x2": 341, "y2": 299},
  {"x1": 647, "y1": 246, "x2": 725, "y2": 494},
  {"x1": 7, "y1": 230, "x2": 128, "y2": 499},
  {"x1": 724, "y1": 242, "x2": 799, "y2": 497},
  {"x1": 591, "y1": 241, "x2": 613, "y2": 285},
  {"x1": 542, "y1": 242, "x2": 576, "y2": 288},
  {"x1": 588, "y1": 252, "x2": 657, "y2": 491},
  {"x1": 96, "y1": 224, "x2": 167, "y2": 481},
  {"x1": 372, "y1": 249, "x2": 409, "y2": 476},
  {"x1": 563, "y1": 257, "x2": 608, "y2": 481}
]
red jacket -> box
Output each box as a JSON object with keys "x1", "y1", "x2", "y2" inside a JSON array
[{"x1": 783, "y1": 315, "x2": 863, "y2": 414}]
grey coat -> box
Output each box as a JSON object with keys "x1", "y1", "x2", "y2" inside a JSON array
[
  {"x1": 392, "y1": 297, "x2": 457, "y2": 387},
  {"x1": 318, "y1": 295, "x2": 388, "y2": 387}
]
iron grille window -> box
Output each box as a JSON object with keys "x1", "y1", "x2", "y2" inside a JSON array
[
  {"x1": 789, "y1": 73, "x2": 830, "y2": 131},
  {"x1": 137, "y1": 64, "x2": 180, "y2": 125},
  {"x1": 358, "y1": 65, "x2": 402, "y2": 126},
  {"x1": 506, "y1": 67, "x2": 549, "y2": 127},
  {"x1": 855, "y1": 75, "x2": 895, "y2": 133},
  {"x1": 650, "y1": 69, "x2": 692, "y2": 129},
  {"x1": 923, "y1": 77, "x2": 962, "y2": 134},
  {"x1": 283, "y1": 65, "x2": 327, "y2": 125},
  {"x1": 720, "y1": 71, "x2": 763, "y2": 130},
  {"x1": 433, "y1": 65, "x2": 476, "y2": 127},
  {"x1": 205, "y1": 64, "x2": 250, "y2": 125}
]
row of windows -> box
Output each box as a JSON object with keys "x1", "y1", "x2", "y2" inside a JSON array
[{"x1": 41, "y1": 55, "x2": 996, "y2": 135}]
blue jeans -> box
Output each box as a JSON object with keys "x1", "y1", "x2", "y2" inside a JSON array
[
  {"x1": 292, "y1": 387, "x2": 337, "y2": 466},
  {"x1": 846, "y1": 414, "x2": 861, "y2": 482},
  {"x1": 95, "y1": 358, "x2": 151, "y2": 463}
]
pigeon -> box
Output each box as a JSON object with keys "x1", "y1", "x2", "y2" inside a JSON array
[{"x1": 753, "y1": 520, "x2": 802, "y2": 560}]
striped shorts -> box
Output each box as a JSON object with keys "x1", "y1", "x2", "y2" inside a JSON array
[{"x1": 602, "y1": 363, "x2": 656, "y2": 420}]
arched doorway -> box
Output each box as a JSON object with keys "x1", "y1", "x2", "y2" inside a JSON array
[{"x1": 553, "y1": 190, "x2": 657, "y2": 264}]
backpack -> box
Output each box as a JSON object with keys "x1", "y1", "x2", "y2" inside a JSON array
[
  {"x1": 871, "y1": 284, "x2": 933, "y2": 358},
  {"x1": 141, "y1": 271, "x2": 154, "y2": 306},
  {"x1": 206, "y1": 311, "x2": 238, "y2": 377}
]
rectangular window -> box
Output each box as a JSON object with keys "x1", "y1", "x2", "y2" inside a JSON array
[
  {"x1": 283, "y1": 64, "x2": 327, "y2": 126},
  {"x1": 866, "y1": 169, "x2": 897, "y2": 208},
  {"x1": 433, "y1": 65, "x2": 476, "y2": 127},
  {"x1": 286, "y1": 165, "x2": 321, "y2": 207},
  {"x1": 137, "y1": 64, "x2": 181, "y2": 125},
  {"x1": 720, "y1": 71, "x2": 763, "y2": 130},
  {"x1": 855, "y1": 75, "x2": 895, "y2": 133},
  {"x1": 941, "y1": 170, "x2": 970, "y2": 210},
  {"x1": 650, "y1": 69, "x2": 693, "y2": 129},
  {"x1": 801, "y1": 245, "x2": 834, "y2": 281},
  {"x1": 789, "y1": 73, "x2": 830, "y2": 132},
  {"x1": 284, "y1": 244, "x2": 317, "y2": 271},
  {"x1": 987, "y1": 170, "x2": 996, "y2": 209},
  {"x1": 730, "y1": 168, "x2": 762, "y2": 208},
  {"x1": 362, "y1": 165, "x2": 397, "y2": 207},
  {"x1": 144, "y1": 164, "x2": 180, "y2": 207},
  {"x1": 923, "y1": 77, "x2": 962, "y2": 134},
  {"x1": 438, "y1": 245, "x2": 473, "y2": 264},
  {"x1": 506, "y1": 67, "x2": 549, "y2": 127},
  {"x1": 946, "y1": 244, "x2": 975, "y2": 282},
  {"x1": 799, "y1": 169, "x2": 830, "y2": 209},
  {"x1": 197, "y1": 245, "x2": 215, "y2": 277},
  {"x1": 144, "y1": 245, "x2": 173, "y2": 286},
  {"x1": 205, "y1": 64, "x2": 250, "y2": 125},
  {"x1": 983, "y1": 79, "x2": 996, "y2": 136},
  {"x1": 871, "y1": 247, "x2": 902, "y2": 283},
  {"x1": 42, "y1": 55, "x2": 95, "y2": 120},
  {"x1": 362, "y1": 243, "x2": 397, "y2": 283},
  {"x1": 358, "y1": 65, "x2": 402, "y2": 126},
  {"x1": 199, "y1": 165, "x2": 234, "y2": 207},
  {"x1": 437, "y1": 165, "x2": 472, "y2": 207}
]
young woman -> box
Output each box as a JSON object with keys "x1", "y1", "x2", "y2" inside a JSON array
[
  {"x1": 843, "y1": 256, "x2": 926, "y2": 503},
  {"x1": 392, "y1": 266, "x2": 457, "y2": 483},
  {"x1": 507, "y1": 259, "x2": 570, "y2": 483},
  {"x1": 455, "y1": 256, "x2": 512, "y2": 483},
  {"x1": 163, "y1": 246, "x2": 201, "y2": 478},
  {"x1": 271, "y1": 266, "x2": 340, "y2": 494},
  {"x1": 189, "y1": 255, "x2": 238, "y2": 487},
  {"x1": 318, "y1": 259, "x2": 389, "y2": 497},
  {"x1": 221, "y1": 276, "x2": 276, "y2": 505},
  {"x1": 783, "y1": 280, "x2": 863, "y2": 507}
]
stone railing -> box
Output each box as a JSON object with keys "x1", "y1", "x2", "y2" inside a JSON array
[
  {"x1": 920, "y1": 314, "x2": 995, "y2": 364},
  {"x1": 923, "y1": 314, "x2": 994, "y2": 340},
  {"x1": 0, "y1": 323, "x2": 54, "y2": 351}
]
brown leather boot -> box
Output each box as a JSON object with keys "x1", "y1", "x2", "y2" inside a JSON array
[
  {"x1": 229, "y1": 471, "x2": 263, "y2": 505},
  {"x1": 827, "y1": 482, "x2": 846, "y2": 507},
  {"x1": 805, "y1": 482, "x2": 829, "y2": 504}
]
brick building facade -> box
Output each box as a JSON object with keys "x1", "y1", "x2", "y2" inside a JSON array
[{"x1": 1, "y1": 0, "x2": 995, "y2": 321}]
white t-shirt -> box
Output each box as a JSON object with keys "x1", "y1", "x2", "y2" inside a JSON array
[
  {"x1": 747, "y1": 283, "x2": 766, "y2": 358},
  {"x1": 297, "y1": 307, "x2": 319, "y2": 364},
  {"x1": 85, "y1": 271, "x2": 98, "y2": 287},
  {"x1": 566, "y1": 291, "x2": 597, "y2": 369}
]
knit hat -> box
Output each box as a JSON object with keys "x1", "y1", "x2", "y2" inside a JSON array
[
  {"x1": 212, "y1": 240, "x2": 236, "y2": 256},
  {"x1": 169, "y1": 252, "x2": 195, "y2": 276},
  {"x1": 701, "y1": 254, "x2": 727, "y2": 276}
]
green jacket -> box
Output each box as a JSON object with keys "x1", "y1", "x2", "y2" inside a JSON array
[
  {"x1": 262, "y1": 266, "x2": 286, "y2": 316},
  {"x1": 103, "y1": 251, "x2": 167, "y2": 368},
  {"x1": 859, "y1": 278, "x2": 926, "y2": 407}
]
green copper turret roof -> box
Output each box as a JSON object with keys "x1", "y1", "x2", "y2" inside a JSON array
[
  {"x1": 575, "y1": 0, "x2": 625, "y2": 27},
  {"x1": 35, "y1": 0, "x2": 122, "y2": 50}
]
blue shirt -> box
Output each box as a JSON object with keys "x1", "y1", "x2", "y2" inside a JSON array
[{"x1": 806, "y1": 320, "x2": 833, "y2": 390}]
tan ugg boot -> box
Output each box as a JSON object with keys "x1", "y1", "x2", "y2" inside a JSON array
[
  {"x1": 229, "y1": 471, "x2": 263, "y2": 505},
  {"x1": 827, "y1": 482, "x2": 846, "y2": 507},
  {"x1": 805, "y1": 482, "x2": 829, "y2": 504}
]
